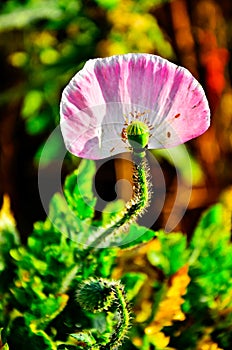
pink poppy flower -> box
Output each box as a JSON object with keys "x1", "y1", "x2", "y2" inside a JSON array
[{"x1": 60, "y1": 53, "x2": 210, "y2": 159}]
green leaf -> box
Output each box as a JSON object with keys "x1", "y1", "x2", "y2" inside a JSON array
[
  {"x1": 29, "y1": 293, "x2": 69, "y2": 329},
  {"x1": 184, "y1": 204, "x2": 232, "y2": 342},
  {"x1": 28, "y1": 328, "x2": 56, "y2": 350},
  {"x1": 189, "y1": 204, "x2": 231, "y2": 265},
  {"x1": 70, "y1": 332, "x2": 96, "y2": 346},
  {"x1": 64, "y1": 160, "x2": 97, "y2": 220},
  {"x1": 147, "y1": 249, "x2": 170, "y2": 275},
  {"x1": 147, "y1": 231, "x2": 189, "y2": 276},
  {"x1": 117, "y1": 223, "x2": 156, "y2": 249},
  {"x1": 95, "y1": 248, "x2": 118, "y2": 278},
  {"x1": 65, "y1": 159, "x2": 95, "y2": 199},
  {"x1": 0, "y1": 328, "x2": 8, "y2": 350},
  {"x1": 8, "y1": 317, "x2": 56, "y2": 349},
  {"x1": 121, "y1": 272, "x2": 147, "y2": 301},
  {"x1": 49, "y1": 193, "x2": 84, "y2": 241},
  {"x1": 194, "y1": 203, "x2": 225, "y2": 231},
  {"x1": 1, "y1": 343, "x2": 9, "y2": 350}
]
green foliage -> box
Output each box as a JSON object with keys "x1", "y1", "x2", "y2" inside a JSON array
[
  {"x1": 95, "y1": 0, "x2": 120, "y2": 10},
  {"x1": 120, "y1": 224, "x2": 156, "y2": 249},
  {"x1": 160, "y1": 204, "x2": 232, "y2": 350},
  {"x1": 120, "y1": 272, "x2": 147, "y2": 302},
  {"x1": 1, "y1": 0, "x2": 101, "y2": 165},
  {"x1": 182, "y1": 205, "x2": 232, "y2": 349},
  {"x1": 0, "y1": 328, "x2": 9, "y2": 350},
  {"x1": 1, "y1": 159, "x2": 232, "y2": 349},
  {"x1": 148, "y1": 231, "x2": 189, "y2": 276},
  {"x1": 64, "y1": 159, "x2": 97, "y2": 221}
]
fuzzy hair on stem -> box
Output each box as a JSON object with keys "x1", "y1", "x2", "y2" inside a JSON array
[{"x1": 84, "y1": 149, "x2": 152, "y2": 249}]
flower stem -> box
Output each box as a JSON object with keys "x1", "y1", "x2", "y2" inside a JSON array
[
  {"x1": 85, "y1": 149, "x2": 151, "y2": 249},
  {"x1": 101, "y1": 282, "x2": 131, "y2": 350}
]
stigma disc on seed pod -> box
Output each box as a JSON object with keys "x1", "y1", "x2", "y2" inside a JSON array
[{"x1": 126, "y1": 121, "x2": 150, "y2": 150}]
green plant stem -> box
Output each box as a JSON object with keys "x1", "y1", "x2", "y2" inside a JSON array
[
  {"x1": 85, "y1": 150, "x2": 151, "y2": 249},
  {"x1": 100, "y1": 282, "x2": 131, "y2": 350}
]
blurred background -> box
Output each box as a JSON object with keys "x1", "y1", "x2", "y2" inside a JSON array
[{"x1": 0, "y1": 0, "x2": 232, "y2": 241}]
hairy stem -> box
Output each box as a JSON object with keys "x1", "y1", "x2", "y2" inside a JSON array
[
  {"x1": 100, "y1": 282, "x2": 131, "y2": 350},
  {"x1": 85, "y1": 150, "x2": 151, "y2": 249}
]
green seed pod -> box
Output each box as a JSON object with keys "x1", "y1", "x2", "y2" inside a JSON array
[
  {"x1": 76, "y1": 278, "x2": 114, "y2": 312},
  {"x1": 126, "y1": 121, "x2": 150, "y2": 150},
  {"x1": 76, "y1": 278, "x2": 131, "y2": 349}
]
